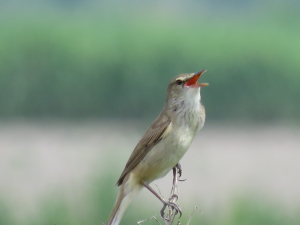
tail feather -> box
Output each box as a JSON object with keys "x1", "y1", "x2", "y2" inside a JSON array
[
  {"x1": 106, "y1": 182, "x2": 141, "y2": 225},
  {"x1": 106, "y1": 189, "x2": 124, "y2": 225}
]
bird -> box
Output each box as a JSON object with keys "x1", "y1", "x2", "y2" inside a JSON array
[{"x1": 106, "y1": 70, "x2": 208, "y2": 225}]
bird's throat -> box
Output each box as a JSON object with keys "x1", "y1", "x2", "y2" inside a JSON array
[{"x1": 171, "y1": 88, "x2": 202, "y2": 131}]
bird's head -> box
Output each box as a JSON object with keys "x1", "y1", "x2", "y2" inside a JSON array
[{"x1": 166, "y1": 70, "x2": 208, "y2": 107}]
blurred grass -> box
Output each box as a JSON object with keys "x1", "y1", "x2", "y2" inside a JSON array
[
  {"x1": 0, "y1": 7, "x2": 300, "y2": 121},
  {"x1": 0, "y1": 197, "x2": 14, "y2": 225},
  {"x1": 1, "y1": 173, "x2": 300, "y2": 225}
]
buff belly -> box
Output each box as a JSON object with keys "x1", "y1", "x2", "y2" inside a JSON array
[{"x1": 131, "y1": 128, "x2": 194, "y2": 184}]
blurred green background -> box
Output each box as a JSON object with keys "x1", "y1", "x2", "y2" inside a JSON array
[
  {"x1": 1, "y1": 0, "x2": 300, "y2": 224},
  {"x1": 1, "y1": 0, "x2": 300, "y2": 122}
]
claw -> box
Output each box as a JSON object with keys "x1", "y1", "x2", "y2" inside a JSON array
[
  {"x1": 160, "y1": 200, "x2": 182, "y2": 219},
  {"x1": 176, "y1": 163, "x2": 182, "y2": 177},
  {"x1": 160, "y1": 204, "x2": 167, "y2": 218},
  {"x1": 169, "y1": 194, "x2": 178, "y2": 202}
]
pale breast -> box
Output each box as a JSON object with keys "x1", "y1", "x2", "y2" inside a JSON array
[
  {"x1": 133, "y1": 123, "x2": 194, "y2": 183},
  {"x1": 133, "y1": 103, "x2": 205, "y2": 184}
]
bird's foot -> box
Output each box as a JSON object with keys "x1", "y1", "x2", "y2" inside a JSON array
[
  {"x1": 169, "y1": 194, "x2": 178, "y2": 202},
  {"x1": 175, "y1": 163, "x2": 182, "y2": 177},
  {"x1": 160, "y1": 200, "x2": 182, "y2": 219}
]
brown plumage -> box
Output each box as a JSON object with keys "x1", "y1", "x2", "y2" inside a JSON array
[
  {"x1": 117, "y1": 113, "x2": 171, "y2": 186},
  {"x1": 106, "y1": 70, "x2": 208, "y2": 225}
]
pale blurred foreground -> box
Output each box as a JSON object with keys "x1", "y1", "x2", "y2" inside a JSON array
[{"x1": 1, "y1": 120, "x2": 300, "y2": 224}]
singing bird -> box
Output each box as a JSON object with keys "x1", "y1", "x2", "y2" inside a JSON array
[{"x1": 106, "y1": 70, "x2": 208, "y2": 225}]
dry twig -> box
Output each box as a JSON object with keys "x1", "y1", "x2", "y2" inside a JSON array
[
  {"x1": 186, "y1": 207, "x2": 202, "y2": 225},
  {"x1": 137, "y1": 216, "x2": 161, "y2": 225},
  {"x1": 160, "y1": 166, "x2": 182, "y2": 225},
  {"x1": 138, "y1": 166, "x2": 187, "y2": 225}
]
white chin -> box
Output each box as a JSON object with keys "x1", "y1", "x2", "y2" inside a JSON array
[{"x1": 186, "y1": 87, "x2": 201, "y2": 104}]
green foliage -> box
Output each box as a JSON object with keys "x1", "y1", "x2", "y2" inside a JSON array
[
  {"x1": 33, "y1": 194, "x2": 74, "y2": 225},
  {"x1": 2, "y1": 189, "x2": 300, "y2": 225},
  {"x1": 88, "y1": 173, "x2": 118, "y2": 224},
  {"x1": 224, "y1": 198, "x2": 286, "y2": 225},
  {"x1": 0, "y1": 10, "x2": 300, "y2": 121},
  {"x1": 0, "y1": 198, "x2": 14, "y2": 225},
  {"x1": 0, "y1": 173, "x2": 300, "y2": 225}
]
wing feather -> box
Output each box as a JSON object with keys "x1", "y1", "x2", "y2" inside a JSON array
[{"x1": 116, "y1": 112, "x2": 171, "y2": 186}]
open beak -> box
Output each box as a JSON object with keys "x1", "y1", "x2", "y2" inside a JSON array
[{"x1": 185, "y1": 70, "x2": 209, "y2": 88}]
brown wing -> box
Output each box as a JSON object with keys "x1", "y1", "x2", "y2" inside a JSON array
[{"x1": 116, "y1": 112, "x2": 171, "y2": 186}]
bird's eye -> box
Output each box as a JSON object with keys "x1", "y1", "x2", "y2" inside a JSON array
[{"x1": 176, "y1": 79, "x2": 184, "y2": 85}]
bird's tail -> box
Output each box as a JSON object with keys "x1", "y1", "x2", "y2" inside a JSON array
[{"x1": 106, "y1": 181, "x2": 141, "y2": 225}]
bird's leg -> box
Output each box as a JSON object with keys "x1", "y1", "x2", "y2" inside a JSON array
[
  {"x1": 170, "y1": 162, "x2": 184, "y2": 201},
  {"x1": 142, "y1": 182, "x2": 182, "y2": 218},
  {"x1": 143, "y1": 182, "x2": 166, "y2": 204},
  {"x1": 170, "y1": 167, "x2": 178, "y2": 202},
  {"x1": 174, "y1": 162, "x2": 182, "y2": 177},
  {"x1": 166, "y1": 164, "x2": 182, "y2": 222},
  {"x1": 173, "y1": 162, "x2": 186, "y2": 182}
]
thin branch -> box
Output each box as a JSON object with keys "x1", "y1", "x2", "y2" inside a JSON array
[
  {"x1": 137, "y1": 216, "x2": 161, "y2": 225},
  {"x1": 186, "y1": 207, "x2": 203, "y2": 225},
  {"x1": 161, "y1": 167, "x2": 183, "y2": 225}
]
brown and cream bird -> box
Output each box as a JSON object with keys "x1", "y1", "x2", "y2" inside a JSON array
[{"x1": 106, "y1": 70, "x2": 208, "y2": 225}]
